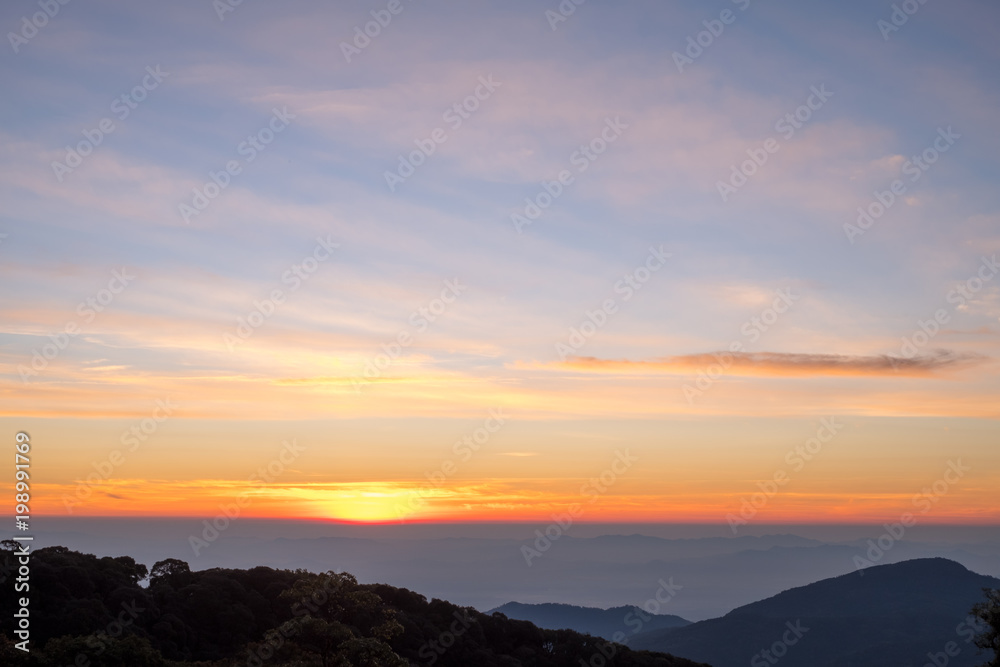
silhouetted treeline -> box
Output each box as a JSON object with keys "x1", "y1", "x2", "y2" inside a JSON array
[{"x1": 0, "y1": 543, "x2": 709, "y2": 666}]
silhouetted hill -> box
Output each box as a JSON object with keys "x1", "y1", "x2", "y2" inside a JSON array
[
  {"x1": 630, "y1": 557, "x2": 998, "y2": 667},
  {"x1": 0, "y1": 544, "x2": 709, "y2": 667},
  {"x1": 489, "y1": 601, "x2": 691, "y2": 640}
]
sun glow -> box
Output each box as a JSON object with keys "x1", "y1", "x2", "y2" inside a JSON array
[
  {"x1": 305, "y1": 485, "x2": 423, "y2": 523},
  {"x1": 322, "y1": 495, "x2": 406, "y2": 522}
]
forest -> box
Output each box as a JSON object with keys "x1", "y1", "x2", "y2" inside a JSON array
[{"x1": 0, "y1": 542, "x2": 710, "y2": 667}]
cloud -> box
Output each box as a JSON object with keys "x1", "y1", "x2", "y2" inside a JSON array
[{"x1": 540, "y1": 350, "x2": 985, "y2": 378}]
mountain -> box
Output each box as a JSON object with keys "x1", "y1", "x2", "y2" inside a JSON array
[
  {"x1": 629, "y1": 557, "x2": 998, "y2": 667},
  {"x1": 32, "y1": 519, "x2": 1000, "y2": 622},
  {"x1": 490, "y1": 601, "x2": 691, "y2": 640}
]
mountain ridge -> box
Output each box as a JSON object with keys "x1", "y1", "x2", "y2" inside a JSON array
[
  {"x1": 489, "y1": 601, "x2": 691, "y2": 641},
  {"x1": 629, "y1": 557, "x2": 998, "y2": 667}
]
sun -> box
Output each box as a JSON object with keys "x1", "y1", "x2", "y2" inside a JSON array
[{"x1": 318, "y1": 488, "x2": 415, "y2": 523}]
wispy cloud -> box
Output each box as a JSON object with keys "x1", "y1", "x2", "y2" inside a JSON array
[
  {"x1": 536, "y1": 350, "x2": 985, "y2": 378},
  {"x1": 4, "y1": 0, "x2": 999, "y2": 522}
]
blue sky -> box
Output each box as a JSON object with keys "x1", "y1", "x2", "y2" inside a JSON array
[{"x1": 2, "y1": 0, "x2": 998, "y2": 522}]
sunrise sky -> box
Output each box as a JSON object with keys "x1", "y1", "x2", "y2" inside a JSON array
[{"x1": 2, "y1": 0, "x2": 998, "y2": 525}]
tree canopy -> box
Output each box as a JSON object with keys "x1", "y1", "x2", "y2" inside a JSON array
[{"x1": 0, "y1": 544, "x2": 708, "y2": 667}]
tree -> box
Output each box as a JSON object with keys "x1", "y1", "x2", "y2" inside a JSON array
[
  {"x1": 0, "y1": 634, "x2": 30, "y2": 666},
  {"x1": 41, "y1": 634, "x2": 168, "y2": 667},
  {"x1": 973, "y1": 588, "x2": 1000, "y2": 667},
  {"x1": 336, "y1": 636, "x2": 408, "y2": 666},
  {"x1": 275, "y1": 572, "x2": 406, "y2": 667},
  {"x1": 149, "y1": 558, "x2": 190, "y2": 585},
  {"x1": 107, "y1": 555, "x2": 149, "y2": 586}
]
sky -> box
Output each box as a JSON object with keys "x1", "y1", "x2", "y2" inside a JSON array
[{"x1": 2, "y1": 0, "x2": 999, "y2": 526}]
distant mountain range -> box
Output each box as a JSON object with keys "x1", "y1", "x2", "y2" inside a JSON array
[
  {"x1": 32, "y1": 519, "x2": 1000, "y2": 622},
  {"x1": 489, "y1": 601, "x2": 691, "y2": 640},
  {"x1": 627, "y1": 558, "x2": 997, "y2": 667},
  {"x1": 4, "y1": 542, "x2": 996, "y2": 666},
  {"x1": 492, "y1": 558, "x2": 997, "y2": 667}
]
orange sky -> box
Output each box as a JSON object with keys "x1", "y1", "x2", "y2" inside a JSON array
[
  {"x1": 9, "y1": 404, "x2": 1000, "y2": 524},
  {"x1": 3, "y1": 1, "x2": 1000, "y2": 528}
]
